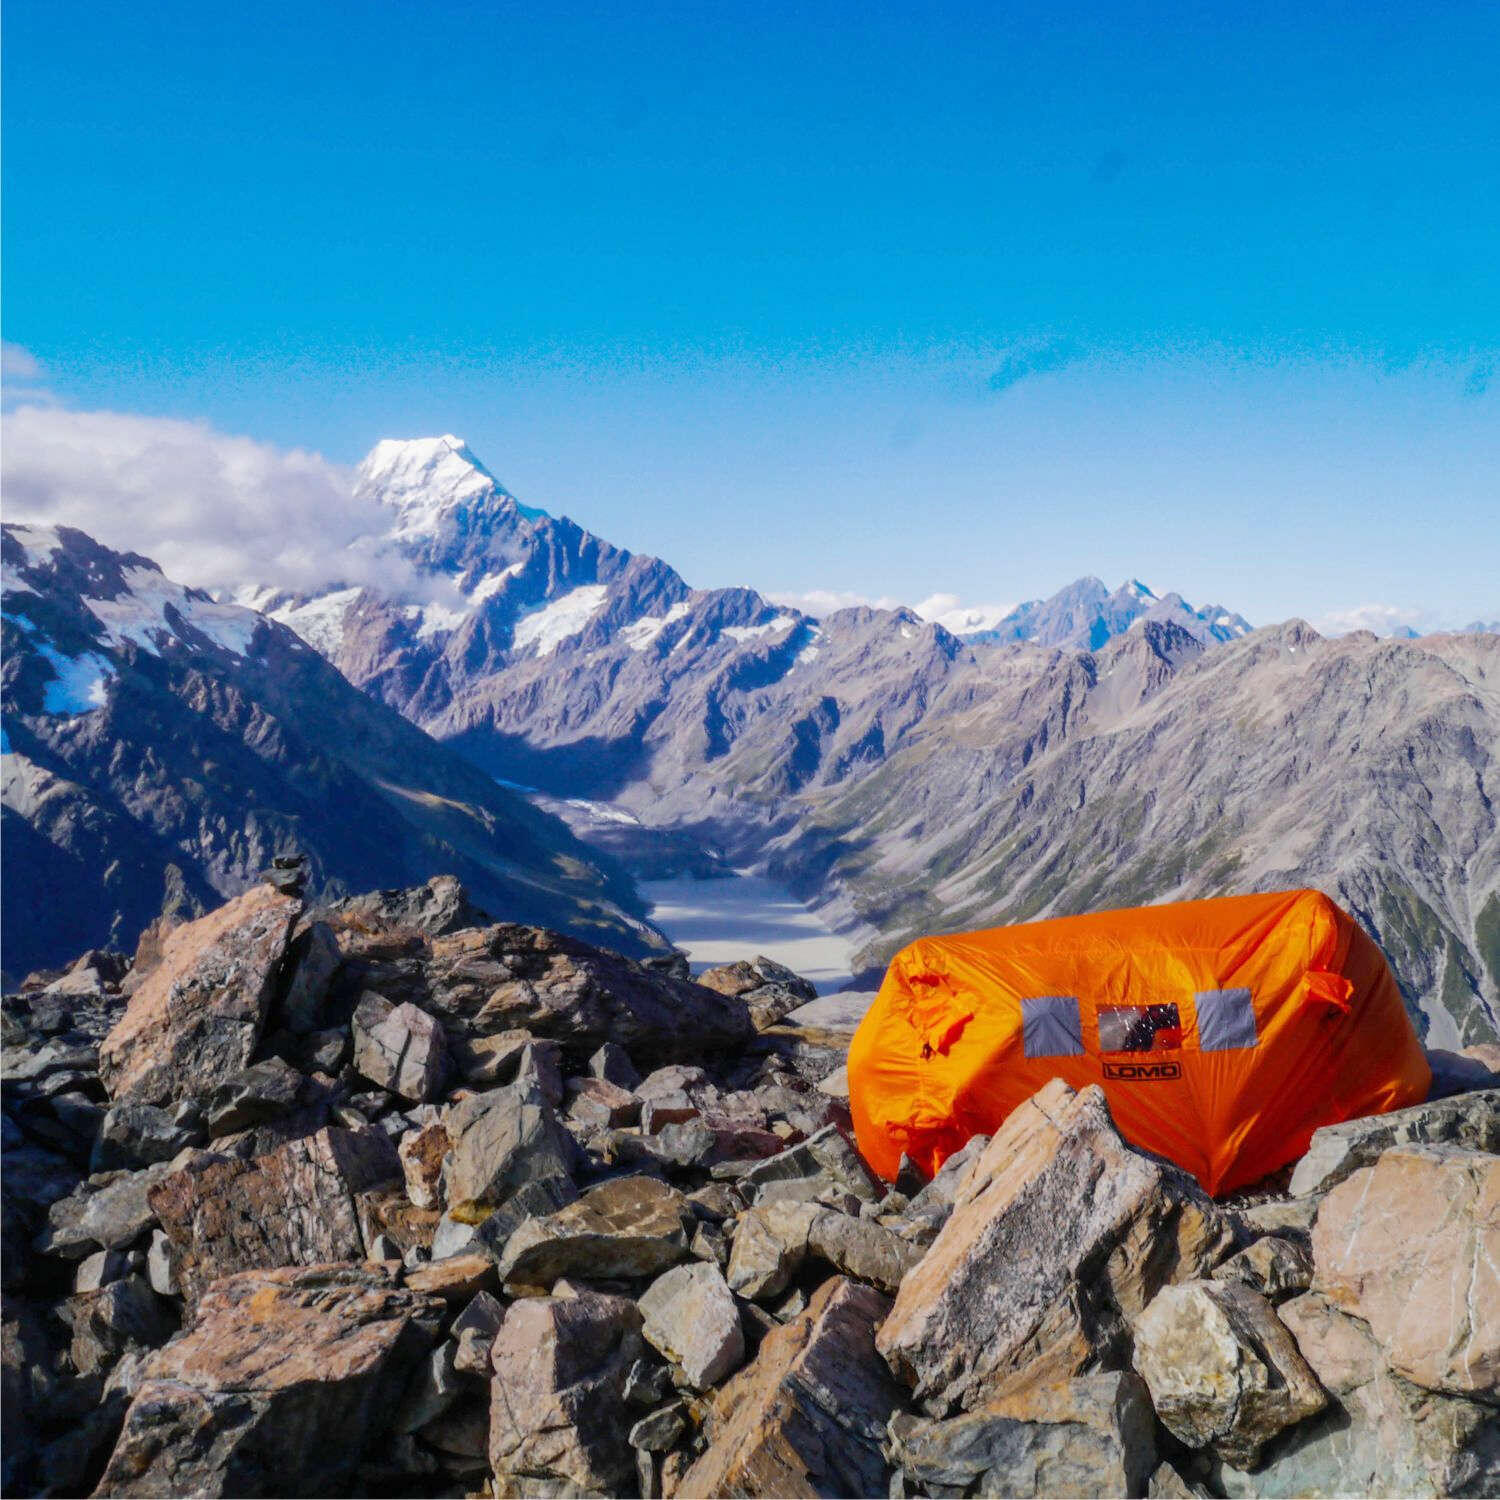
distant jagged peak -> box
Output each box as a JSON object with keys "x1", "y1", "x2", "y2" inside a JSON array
[{"x1": 356, "y1": 435, "x2": 547, "y2": 536}]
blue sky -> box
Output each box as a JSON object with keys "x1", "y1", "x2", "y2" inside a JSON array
[{"x1": 4, "y1": 0, "x2": 1497, "y2": 627}]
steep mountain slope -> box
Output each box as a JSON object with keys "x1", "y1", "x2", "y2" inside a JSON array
[
  {"x1": 774, "y1": 624, "x2": 1500, "y2": 1046},
  {"x1": 0, "y1": 523, "x2": 664, "y2": 979},
  {"x1": 235, "y1": 436, "x2": 1496, "y2": 1041}
]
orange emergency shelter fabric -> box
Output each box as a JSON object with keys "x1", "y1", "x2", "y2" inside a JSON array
[{"x1": 847, "y1": 889, "x2": 1430, "y2": 1196}]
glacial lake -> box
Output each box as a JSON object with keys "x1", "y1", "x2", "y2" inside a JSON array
[{"x1": 640, "y1": 872, "x2": 862, "y2": 996}]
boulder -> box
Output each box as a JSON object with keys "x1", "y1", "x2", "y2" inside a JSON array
[
  {"x1": 1288, "y1": 1089, "x2": 1499, "y2": 1197},
  {"x1": 67, "y1": 1275, "x2": 176, "y2": 1378},
  {"x1": 351, "y1": 994, "x2": 449, "y2": 1103},
  {"x1": 397, "y1": 1120, "x2": 450, "y2": 1211},
  {"x1": 202, "y1": 1058, "x2": 304, "y2": 1138},
  {"x1": 322, "y1": 874, "x2": 492, "y2": 938},
  {"x1": 736, "y1": 1123, "x2": 882, "y2": 1206},
  {"x1": 891, "y1": 1371, "x2": 1157, "y2": 1499},
  {"x1": 1214, "y1": 1291, "x2": 1500, "y2": 1497},
  {"x1": 638, "y1": 1261, "x2": 745, "y2": 1390},
  {"x1": 147, "y1": 1127, "x2": 401, "y2": 1303},
  {"x1": 680, "y1": 1277, "x2": 902, "y2": 1498},
  {"x1": 589, "y1": 1042, "x2": 641, "y2": 1091},
  {"x1": 447, "y1": 1028, "x2": 533, "y2": 1087},
  {"x1": 565, "y1": 1076, "x2": 640, "y2": 1130},
  {"x1": 41, "y1": 1162, "x2": 177, "y2": 1258},
  {"x1": 277, "y1": 919, "x2": 341, "y2": 1034},
  {"x1": 440, "y1": 1084, "x2": 576, "y2": 1220},
  {"x1": 727, "y1": 1201, "x2": 919, "y2": 1300},
  {"x1": 98, "y1": 885, "x2": 300, "y2": 1106},
  {"x1": 497, "y1": 1175, "x2": 692, "y2": 1291},
  {"x1": 877, "y1": 1081, "x2": 1236, "y2": 1415},
  {"x1": 1311, "y1": 1141, "x2": 1498, "y2": 1397},
  {"x1": 95, "y1": 1263, "x2": 442, "y2": 1497},
  {"x1": 341, "y1": 922, "x2": 753, "y2": 1066},
  {"x1": 488, "y1": 1290, "x2": 644, "y2": 1494},
  {"x1": 1212, "y1": 1235, "x2": 1315, "y2": 1301},
  {"x1": 1133, "y1": 1279, "x2": 1327, "y2": 1468},
  {"x1": 91, "y1": 1103, "x2": 199, "y2": 1173},
  {"x1": 471, "y1": 1175, "x2": 580, "y2": 1262}
]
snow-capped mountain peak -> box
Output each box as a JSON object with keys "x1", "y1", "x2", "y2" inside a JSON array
[{"x1": 356, "y1": 435, "x2": 546, "y2": 539}]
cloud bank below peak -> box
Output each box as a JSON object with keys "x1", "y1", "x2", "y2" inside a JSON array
[{"x1": 0, "y1": 402, "x2": 448, "y2": 603}]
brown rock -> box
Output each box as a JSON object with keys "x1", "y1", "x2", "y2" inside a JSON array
[
  {"x1": 681, "y1": 1276, "x2": 902, "y2": 1498},
  {"x1": 1312, "y1": 1141, "x2": 1499, "y2": 1398},
  {"x1": 1132, "y1": 1279, "x2": 1327, "y2": 1468},
  {"x1": 564, "y1": 1076, "x2": 640, "y2": 1130},
  {"x1": 398, "y1": 1120, "x2": 450, "y2": 1211},
  {"x1": 448, "y1": 1028, "x2": 534, "y2": 1086},
  {"x1": 403, "y1": 1253, "x2": 497, "y2": 1303},
  {"x1": 497, "y1": 1175, "x2": 691, "y2": 1290},
  {"x1": 99, "y1": 885, "x2": 300, "y2": 1106},
  {"x1": 95, "y1": 1263, "x2": 442, "y2": 1497},
  {"x1": 877, "y1": 1080, "x2": 1235, "y2": 1416},
  {"x1": 342, "y1": 922, "x2": 753, "y2": 1065},
  {"x1": 147, "y1": 1127, "x2": 401, "y2": 1303},
  {"x1": 488, "y1": 1290, "x2": 644, "y2": 1493}
]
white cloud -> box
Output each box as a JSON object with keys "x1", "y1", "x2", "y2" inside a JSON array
[
  {"x1": 0, "y1": 403, "x2": 446, "y2": 602},
  {"x1": 765, "y1": 588, "x2": 904, "y2": 617},
  {"x1": 910, "y1": 593, "x2": 1017, "y2": 634},
  {"x1": 1311, "y1": 603, "x2": 1435, "y2": 637},
  {"x1": 1, "y1": 343, "x2": 44, "y2": 382}
]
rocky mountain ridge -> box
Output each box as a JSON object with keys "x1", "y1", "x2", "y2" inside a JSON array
[
  {"x1": 0, "y1": 522, "x2": 665, "y2": 980},
  {"x1": 3, "y1": 879, "x2": 1496, "y2": 1497},
  {"x1": 215, "y1": 436, "x2": 1500, "y2": 1044}
]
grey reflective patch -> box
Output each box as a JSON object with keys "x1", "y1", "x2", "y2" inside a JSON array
[
  {"x1": 1022, "y1": 995, "x2": 1084, "y2": 1059},
  {"x1": 1196, "y1": 988, "x2": 1257, "y2": 1051}
]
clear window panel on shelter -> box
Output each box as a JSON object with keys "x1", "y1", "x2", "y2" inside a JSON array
[{"x1": 1098, "y1": 1003, "x2": 1183, "y2": 1053}]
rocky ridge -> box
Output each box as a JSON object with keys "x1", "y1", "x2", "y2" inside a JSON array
[
  {"x1": 4, "y1": 879, "x2": 1497, "y2": 1498},
  {"x1": 0, "y1": 522, "x2": 664, "y2": 981},
  {"x1": 227, "y1": 439, "x2": 1500, "y2": 1044}
]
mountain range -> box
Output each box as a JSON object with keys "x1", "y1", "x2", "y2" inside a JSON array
[
  {"x1": 0, "y1": 521, "x2": 662, "y2": 981},
  {"x1": 4, "y1": 434, "x2": 1497, "y2": 1044}
]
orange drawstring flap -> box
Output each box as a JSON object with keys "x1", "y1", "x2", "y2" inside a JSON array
[{"x1": 1301, "y1": 969, "x2": 1354, "y2": 1012}]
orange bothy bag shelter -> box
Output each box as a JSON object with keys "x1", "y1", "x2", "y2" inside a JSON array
[{"x1": 848, "y1": 889, "x2": 1431, "y2": 1196}]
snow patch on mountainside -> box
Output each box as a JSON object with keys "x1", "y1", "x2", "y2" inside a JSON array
[
  {"x1": 36, "y1": 644, "x2": 112, "y2": 715},
  {"x1": 621, "y1": 601, "x2": 692, "y2": 651},
  {"x1": 263, "y1": 588, "x2": 362, "y2": 658},
  {"x1": 85, "y1": 567, "x2": 260, "y2": 659},
  {"x1": 512, "y1": 584, "x2": 609, "y2": 655},
  {"x1": 358, "y1": 435, "x2": 545, "y2": 539},
  {"x1": 723, "y1": 614, "x2": 797, "y2": 644}
]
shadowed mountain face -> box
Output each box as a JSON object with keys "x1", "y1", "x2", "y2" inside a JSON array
[
  {"x1": 229, "y1": 437, "x2": 1499, "y2": 1044},
  {"x1": 0, "y1": 522, "x2": 665, "y2": 980}
]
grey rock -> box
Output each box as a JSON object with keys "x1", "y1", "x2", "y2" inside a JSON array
[
  {"x1": 1134, "y1": 1279, "x2": 1327, "y2": 1469},
  {"x1": 589, "y1": 1041, "x2": 641, "y2": 1091},
  {"x1": 74, "y1": 1247, "x2": 132, "y2": 1293},
  {"x1": 429, "y1": 1212, "x2": 478, "y2": 1261},
  {"x1": 638, "y1": 1261, "x2": 745, "y2": 1390},
  {"x1": 472, "y1": 1174, "x2": 580, "y2": 1262},
  {"x1": 351, "y1": 993, "x2": 449, "y2": 1103},
  {"x1": 145, "y1": 1229, "x2": 177, "y2": 1297},
  {"x1": 441, "y1": 1083, "x2": 576, "y2": 1218},
  {"x1": 41, "y1": 1162, "x2": 176, "y2": 1258},
  {"x1": 203, "y1": 1057, "x2": 305, "y2": 1137},
  {"x1": 488, "y1": 1290, "x2": 644, "y2": 1494},
  {"x1": 395, "y1": 1339, "x2": 462, "y2": 1433},
  {"x1": 67, "y1": 1274, "x2": 175, "y2": 1377},
  {"x1": 278, "y1": 919, "x2": 341, "y2": 1033},
  {"x1": 565, "y1": 1076, "x2": 640, "y2": 1129},
  {"x1": 629, "y1": 1399, "x2": 688, "y2": 1452},
  {"x1": 737, "y1": 1123, "x2": 882, "y2": 1206},
  {"x1": 498, "y1": 1175, "x2": 693, "y2": 1290},
  {"x1": 891, "y1": 1371, "x2": 1158, "y2": 1499},
  {"x1": 1289, "y1": 1088, "x2": 1500, "y2": 1197},
  {"x1": 1212, "y1": 1234, "x2": 1315, "y2": 1301},
  {"x1": 91, "y1": 1102, "x2": 200, "y2": 1173}
]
